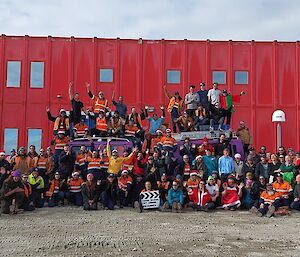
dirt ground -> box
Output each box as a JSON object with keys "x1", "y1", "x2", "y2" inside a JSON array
[{"x1": 0, "y1": 206, "x2": 299, "y2": 257}]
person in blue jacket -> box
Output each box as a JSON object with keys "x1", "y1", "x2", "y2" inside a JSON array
[{"x1": 162, "y1": 181, "x2": 184, "y2": 212}]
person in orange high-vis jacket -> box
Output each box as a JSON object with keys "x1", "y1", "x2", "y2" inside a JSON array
[
  {"x1": 164, "y1": 85, "x2": 184, "y2": 133},
  {"x1": 50, "y1": 131, "x2": 70, "y2": 172},
  {"x1": 34, "y1": 148, "x2": 51, "y2": 187},
  {"x1": 47, "y1": 107, "x2": 70, "y2": 136},
  {"x1": 10, "y1": 147, "x2": 36, "y2": 175},
  {"x1": 66, "y1": 171, "x2": 84, "y2": 206},
  {"x1": 251, "y1": 183, "x2": 281, "y2": 218},
  {"x1": 86, "y1": 82, "x2": 108, "y2": 114},
  {"x1": 47, "y1": 172, "x2": 67, "y2": 207},
  {"x1": 272, "y1": 173, "x2": 293, "y2": 207},
  {"x1": 89, "y1": 110, "x2": 109, "y2": 137},
  {"x1": 158, "y1": 129, "x2": 177, "y2": 154},
  {"x1": 86, "y1": 150, "x2": 106, "y2": 181},
  {"x1": 142, "y1": 130, "x2": 163, "y2": 154},
  {"x1": 75, "y1": 145, "x2": 88, "y2": 179},
  {"x1": 117, "y1": 170, "x2": 133, "y2": 207},
  {"x1": 21, "y1": 173, "x2": 35, "y2": 211},
  {"x1": 73, "y1": 117, "x2": 89, "y2": 138}
]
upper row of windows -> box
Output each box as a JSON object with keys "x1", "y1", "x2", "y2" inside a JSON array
[{"x1": 6, "y1": 61, "x2": 249, "y2": 88}]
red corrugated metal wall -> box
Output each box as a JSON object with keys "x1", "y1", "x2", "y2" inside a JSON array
[{"x1": 0, "y1": 35, "x2": 299, "y2": 152}]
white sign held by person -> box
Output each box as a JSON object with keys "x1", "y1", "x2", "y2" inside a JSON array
[{"x1": 140, "y1": 190, "x2": 160, "y2": 209}]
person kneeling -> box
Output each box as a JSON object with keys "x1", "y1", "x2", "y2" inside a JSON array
[
  {"x1": 188, "y1": 180, "x2": 214, "y2": 211},
  {"x1": 82, "y1": 173, "x2": 100, "y2": 211},
  {"x1": 221, "y1": 175, "x2": 242, "y2": 211}
]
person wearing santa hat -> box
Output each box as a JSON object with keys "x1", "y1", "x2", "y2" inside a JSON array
[
  {"x1": 158, "y1": 128, "x2": 177, "y2": 154},
  {"x1": 117, "y1": 170, "x2": 133, "y2": 208},
  {"x1": 66, "y1": 171, "x2": 84, "y2": 206}
]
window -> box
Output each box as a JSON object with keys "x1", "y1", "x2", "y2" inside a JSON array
[
  {"x1": 212, "y1": 71, "x2": 226, "y2": 84},
  {"x1": 99, "y1": 68, "x2": 113, "y2": 82},
  {"x1": 30, "y1": 62, "x2": 45, "y2": 88},
  {"x1": 28, "y1": 129, "x2": 42, "y2": 151},
  {"x1": 235, "y1": 71, "x2": 248, "y2": 84},
  {"x1": 4, "y1": 128, "x2": 18, "y2": 152},
  {"x1": 167, "y1": 70, "x2": 181, "y2": 84},
  {"x1": 7, "y1": 61, "x2": 21, "y2": 87}
]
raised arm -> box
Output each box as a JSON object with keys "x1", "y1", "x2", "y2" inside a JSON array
[
  {"x1": 85, "y1": 82, "x2": 94, "y2": 99},
  {"x1": 68, "y1": 81, "x2": 74, "y2": 101},
  {"x1": 163, "y1": 85, "x2": 172, "y2": 99},
  {"x1": 46, "y1": 107, "x2": 56, "y2": 122}
]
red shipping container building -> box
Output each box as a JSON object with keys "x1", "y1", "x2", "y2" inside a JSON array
[{"x1": 0, "y1": 35, "x2": 299, "y2": 152}]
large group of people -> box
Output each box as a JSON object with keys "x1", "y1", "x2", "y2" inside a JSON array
[{"x1": 1, "y1": 81, "x2": 300, "y2": 218}]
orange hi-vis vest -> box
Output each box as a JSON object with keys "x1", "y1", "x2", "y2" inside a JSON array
[
  {"x1": 46, "y1": 179, "x2": 61, "y2": 197},
  {"x1": 260, "y1": 190, "x2": 281, "y2": 205},
  {"x1": 53, "y1": 117, "x2": 70, "y2": 132},
  {"x1": 125, "y1": 125, "x2": 139, "y2": 137},
  {"x1": 118, "y1": 175, "x2": 133, "y2": 191},
  {"x1": 54, "y1": 137, "x2": 69, "y2": 150},
  {"x1": 14, "y1": 156, "x2": 32, "y2": 169},
  {"x1": 74, "y1": 123, "x2": 88, "y2": 137},
  {"x1": 128, "y1": 113, "x2": 142, "y2": 128},
  {"x1": 23, "y1": 183, "x2": 32, "y2": 198},
  {"x1": 96, "y1": 117, "x2": 108, "y2": 131},
  {"x1": 87, "y1": 157, "x2": 101, "y2": 171},
  {"x1": 76, "y1": 153, "x2": 86, "y2": 167},
  {"x1": 187, "y1": 177, "x2": 200, "y2": 188},
  {"x1": 272, "y1": 181, "x2": 293, "y2": 197},
  {"x1": 160, "y1": 136, "x2": 177, "y2": 148},
  {"x1": 68, "y1": 178, "x2": 84, "y2": 193},
  {"x1": 93, "y1": 97, "x2": 108, "y2": 113},
  {"x1": 35, "y1": 156, "x2": 48, "y2": 170},
  {"x1": 167, "y1": 97, "x2": 183, "y2": 113},
  {"x1": 100, "y1": 156, "x2": 109, "y2": 169}
]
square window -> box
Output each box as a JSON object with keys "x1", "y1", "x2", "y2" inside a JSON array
[
  {"x1": 235, "y1": 71, "x2": 248, "y2": 84},
  {"x1": 4, "y1": 128, "x2": 18, "y2": 152},
  {"x1": 167, "y1": 70, "x2": 181, "y2": 84},
  {"x1": 28, "y1": 129, "x2": 42, "y2": 152},
  {"x1": 99, "y1": 68, "x2": 113, "y2": 82},
  {"x1": 30, "y1": 62, "x2": 45, "y2": 88},
  {"x1": 212, "y1": 71, "x2": 226, "y2": 84},
  {"x1": 7, "y1": 61, "x2": 21, "y2": 87}
]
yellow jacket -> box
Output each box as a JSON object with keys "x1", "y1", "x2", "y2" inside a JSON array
[{"x1": 106, "y1": 143, "x2": 135, "y2": 174}]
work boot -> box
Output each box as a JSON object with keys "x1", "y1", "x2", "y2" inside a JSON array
[
  {"x1": 172, "y1": 203, "x2": 177, "y2": 213},
  {"x1": 176, "y1": 203, "x2": 183, "y2": 213},
  {"x1": 162, "y1": 202, "x2": 169, "y2": 211},
  {"x1": 249, "y1": 206, "x2": 259, "y2": 214},
  {"x1": 266, "y1": 205, "x2": 276, "y2": 218}
]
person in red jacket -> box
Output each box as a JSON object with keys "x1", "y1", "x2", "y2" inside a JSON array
[
  {"x1": 132, "y1": 151, "x2": 149, "y2": 178},
  {"x1": 188, "y1": 180, "x2": 214, "y2": 211}
]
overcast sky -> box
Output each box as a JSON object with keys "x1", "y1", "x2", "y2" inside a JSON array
[{"x1": 1, "y1": 0, "x2": 299, "y2": 41}]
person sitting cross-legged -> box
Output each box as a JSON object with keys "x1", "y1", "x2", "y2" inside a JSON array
[{"x1": 188, "y1": 180, "x2": 214, "y2": 211}]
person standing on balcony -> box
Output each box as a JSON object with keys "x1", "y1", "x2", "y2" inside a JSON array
[
  {"x1": 86, "y1": 82, "x2": 108, "y2": 114},
  {"x1": 163, "y1": 85, "x2": 184, "y2": 133},
  {"x1": 68, "y1": 81, "x2": 84, "y2": 125},
  {"x1": 197, "y1": 82, "x2": 209, "y2": 110},
  {"x1": 185, "y1": 85, "x2": 199, "y2": 118},
  {"x1": 112, "y1": 91, "x2": 128, "y2": 119},
  {"x1": 207, "y1": 82, "x2": 222, "y2": 107},
  {"x1": 46, "y1": 107, "x2": 70, "y2": 136}
]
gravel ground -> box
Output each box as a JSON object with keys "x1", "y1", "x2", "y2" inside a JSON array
[{"x1": 0, "y1": 206, "x2": 299, "y2": 257}]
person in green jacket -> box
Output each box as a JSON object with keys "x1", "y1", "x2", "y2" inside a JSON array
[
  {"x1": 279, "y1": 155, "x2": 298, "y2": 187},
  {"x1": 29, "y1": 169, "x2": 45, "y2": 208}
]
